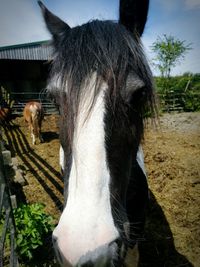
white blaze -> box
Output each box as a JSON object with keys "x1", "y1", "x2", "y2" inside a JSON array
[{"x1": 54, "y1": 76, "x2": 119, "y2": 265}]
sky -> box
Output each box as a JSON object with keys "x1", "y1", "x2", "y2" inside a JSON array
[{"x1": 0, "y1": 0, "x2": 199, "y2": 76}]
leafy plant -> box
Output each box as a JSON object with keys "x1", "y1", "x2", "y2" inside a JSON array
[
  {"x1": 13, "y1": 203, "x2": 55, "y2": 263},
  {"x1": 151, "y1": 35, "x2": 191, "y2": 79}
]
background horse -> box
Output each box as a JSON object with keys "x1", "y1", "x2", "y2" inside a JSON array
[
  {"x1": 0, "y1": 107, "x2": 12, "y2": 125},
  {"x1": 39, "y1": 0, "x2": 155, "y2": 266},
  {"x1": 23, "y1": 101, "x2": 44, "y2": 145}
]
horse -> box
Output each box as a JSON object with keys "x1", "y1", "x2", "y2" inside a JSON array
[
  {"x1": 39, "y1": 0, "x2": 155, "y2": 266},
  {"x1": 0, "y1": 107, "x2": 12, "y2": 125},
  {"x1": 23, "y1": 101, "x2": 44, "y2": 145}
]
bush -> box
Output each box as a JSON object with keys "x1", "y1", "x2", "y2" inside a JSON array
[
  {"x1": 155, "y1": 73, "x2": 200, "y2": 112},
  {"x1": 13, "y1": 203, "x2": 55, "y2": 264}
]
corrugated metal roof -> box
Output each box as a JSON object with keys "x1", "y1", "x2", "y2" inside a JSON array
[{"x1": 0, "y1": 41, "x2": 53, "y2": 60}]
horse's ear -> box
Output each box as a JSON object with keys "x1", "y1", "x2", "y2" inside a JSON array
[
  {"x1": 119, "y1": 0, "x2": 149, "y2": 36},
  {"x1": 38, "y1": 1, "x2": 70, "y2": 40}
]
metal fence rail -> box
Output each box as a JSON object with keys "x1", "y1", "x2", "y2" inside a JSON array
[
  {"x1": 0, "y1": 136, "x2": 18, "y2": 267},
  {"x1": 10, "y1": 92, "x2": 59, "y2": 115}
]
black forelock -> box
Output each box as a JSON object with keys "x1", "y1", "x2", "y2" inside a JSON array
[
  {"x1": 48, "y1": 19, "x2": 155, "y2": 145},
  {"x1": 51, "y1": 19, "x2": 153, "y2": 88}
]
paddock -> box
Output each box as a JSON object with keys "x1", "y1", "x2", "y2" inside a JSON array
[{"x1": 2, "y1": 112, "x2": 199, "y2": 267}]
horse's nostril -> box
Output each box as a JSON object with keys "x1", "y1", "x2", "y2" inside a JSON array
[
  {"x1": 76, "y1": 240, "x2": 119, "y2": 267},
  {"x1": 108, "y1": 237, "x2": 122, "y2": 257},
  {"x1": 52, "y1": 235, "x2": 64, "y2": 265},
  {"x1": 109, "y1": 238, "x2": 121, "y2": 248},
  {"x1": 52, "y1": 235, "x2": 57, "y2": 247}
]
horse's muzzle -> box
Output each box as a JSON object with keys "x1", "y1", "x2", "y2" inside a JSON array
[{"x1": 52, "y1": 236, "x2": 122, "y2": 267}]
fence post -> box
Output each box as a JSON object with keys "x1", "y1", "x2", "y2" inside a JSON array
[{"x1": 0, "y1": 129, "x2": 18, "y2": 267}]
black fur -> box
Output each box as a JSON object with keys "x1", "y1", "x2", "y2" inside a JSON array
[{"x1": 119, "y1": 0, "x2": 149, "y2": 35}]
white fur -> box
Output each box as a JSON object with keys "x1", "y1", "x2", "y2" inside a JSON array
[
  {"x1": 29, "y1": 103, "x2": 38, "y2": 145},
  {"x1": 136, "y1": 145, "x2": 146, "y2": 177},
  {"x1": 47, "y1": 73, "x2": 63, "y2": 94},
  {"x1": 59, "y1": 145, "x2": 65, "y2": 171},
  {"x1": 53, "y1": 75, "x2": 119, "y2": 265},
  {"x1": 31, "y1": 132, "x2": 35, "y2": 145}
]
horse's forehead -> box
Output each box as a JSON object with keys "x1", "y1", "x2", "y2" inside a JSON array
[
  {"x1": 48, "y1": 71, "x2": 106, "y2": 100},
  {"x1": 78, "y1": 73, "x2": 107, "y2": 108}
]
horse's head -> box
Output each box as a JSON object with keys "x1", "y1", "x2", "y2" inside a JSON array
[{"x1": 39, "y1": 0, "x2": 155, "y2": 266}]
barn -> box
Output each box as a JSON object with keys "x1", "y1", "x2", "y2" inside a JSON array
[{"x1": 0, "y1": 41, "x2": 57, "y2": 114}]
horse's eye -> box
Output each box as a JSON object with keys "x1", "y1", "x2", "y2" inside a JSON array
[
  {"x1": 123, "y1": 73, "x2": 146, "y2": 104},
  {"x1": 125, "y1": 85, "x2": 147, "y2": 106}
]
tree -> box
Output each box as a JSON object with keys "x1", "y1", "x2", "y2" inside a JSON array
[{"x1": 151, "y1": 34, "x2": 191, "y2": 78}]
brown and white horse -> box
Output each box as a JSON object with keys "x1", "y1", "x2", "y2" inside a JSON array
[{"x1": 23, "y1": 101, "x2": 44, "y2": 145}]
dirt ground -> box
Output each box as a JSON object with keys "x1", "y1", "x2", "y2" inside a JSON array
[
  {"x1": 141, "y1": 112, "x2": 200, "y2": 267},
  {"x1": 2, "y1": 112, "x2": 200, "y2": 267}
]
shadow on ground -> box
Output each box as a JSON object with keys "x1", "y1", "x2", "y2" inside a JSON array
[
  {"x1": 3, "y1": 122, "x2": 63, "y2": 211},
  {"x1": 138, "y1": 192, "x2": 193, "y2": 267}
]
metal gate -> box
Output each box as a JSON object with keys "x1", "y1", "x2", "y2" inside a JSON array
[{"x1": 10, "y1": 92, "x2": 59, "y2": 115}]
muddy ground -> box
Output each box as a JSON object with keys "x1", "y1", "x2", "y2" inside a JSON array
[{"x1": 2, "y1": 112, "x2": 200, "y2": 267}]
